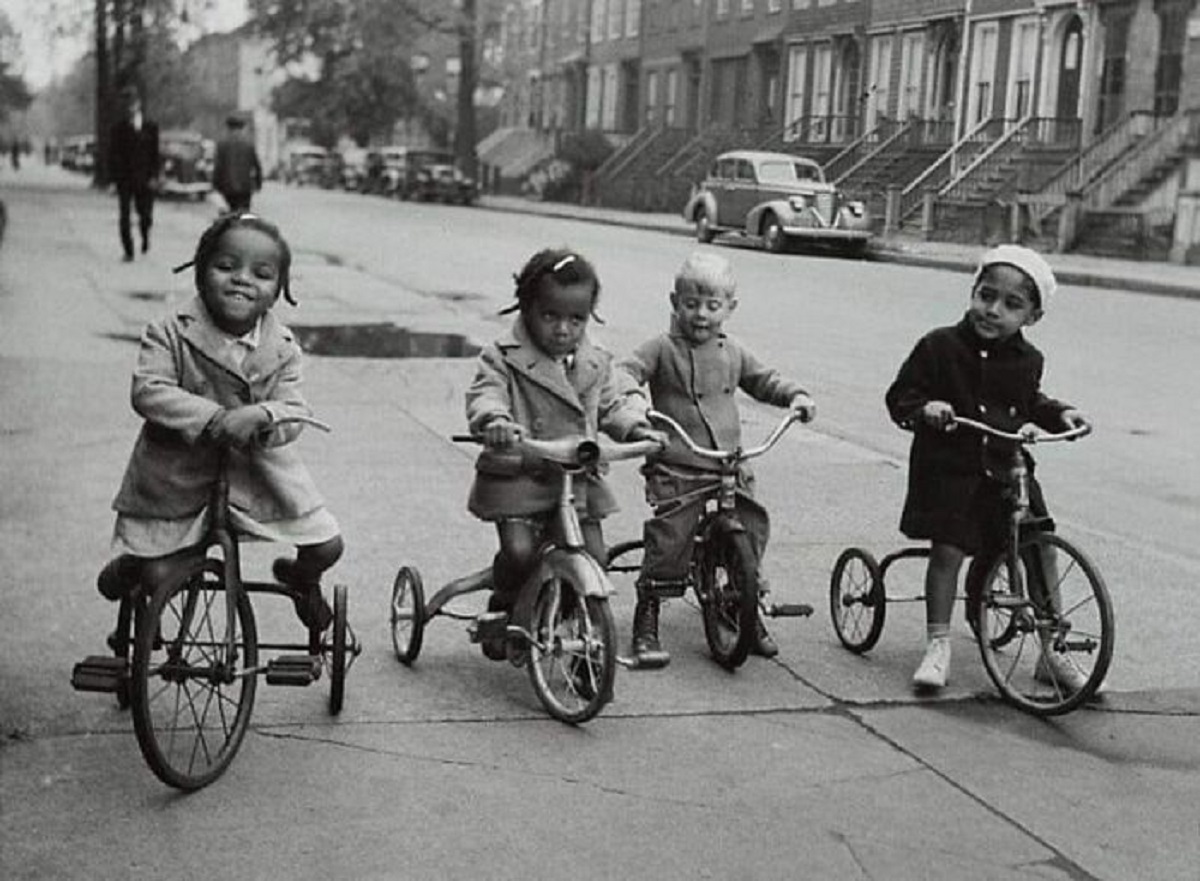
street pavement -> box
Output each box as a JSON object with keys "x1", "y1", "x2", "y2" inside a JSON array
[
  {"x1": 2, "y1": 163, "x2": 1199, "y2": 881},
  {"x1": 478, "y1": 195, "x2": 1200, "y2": 301}
]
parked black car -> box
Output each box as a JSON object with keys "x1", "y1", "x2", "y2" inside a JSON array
[{"x1": 405, "y1": 150, "x2": 479, "y2": 205}]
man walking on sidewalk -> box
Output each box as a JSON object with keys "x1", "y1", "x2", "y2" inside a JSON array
[
  {"x1": 213, "y1": 114, "x2": 263, "y2": 213},
  {"x1": 109, "y1": 84, "x2": 160, "y2": 262}
]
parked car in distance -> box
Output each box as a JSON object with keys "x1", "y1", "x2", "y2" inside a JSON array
[
  {"x1": 60, "y1": 135, "x2": 96, "y2": 173},
  {"x1": 362, "y1": 146, "x2": 409, "y2": 196},
  {"x1": 284, "y1": 145, "x2": 333, "y2": 186},
  {"x1": 404, "y1": 150, "x2": 479, "y2": 204},
  {"x1": 682, "y1": 150, "x2": 872, "y2": 256},
  {"x1": 339, "y1": 147, "x2": 368, "y2": 191},
  {"x1": 158, "y1": 130, "x2": 213, "y2": 201}
]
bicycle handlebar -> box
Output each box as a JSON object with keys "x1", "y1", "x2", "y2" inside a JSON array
[
  {"x1": 452, "y1": 434, "x2": 663, "y2": 467},
  {"x1": 951, "y1": 415, "x2": 1089, "y2": 444},
  {"x1": 647, "y1": 408, "x2": 807, "y2": 463}
]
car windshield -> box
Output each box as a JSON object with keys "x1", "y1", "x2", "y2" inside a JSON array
[{"x1": 757, "y1": 160, "x2": 823, "y2": 184}]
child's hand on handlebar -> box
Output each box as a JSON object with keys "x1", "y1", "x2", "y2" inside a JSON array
[
  {"x1": 210, "y1": 405, "x2": 273, "y2": 447},
  {"x1": 790, "y1": 393, "x2": 816, "y2": 423},
  {"x1": 1060, "y1": 409, "x2": 1091, "y2": 437},
  {"x1": 921, "y1": 400, "x2": 956, "y2": 431},
  {"x1": 482, "y1": 418, "x2": 522, "y2": 449},
  {"x1": 628, "y1": 424, "x2": 669, "y2": 449}
]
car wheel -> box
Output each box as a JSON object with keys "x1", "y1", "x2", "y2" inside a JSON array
[
  {"x1": 762, "y1": 214, "x2": 787, "y2": 254},
  {"x1": 695, "y1": 208, "x2": 716, "y2": 244}
]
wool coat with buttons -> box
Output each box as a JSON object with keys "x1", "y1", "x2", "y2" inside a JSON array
[
  {"x1": 618, "y1": 326, "x2": 807, "y2": 473},
  {"x1": 113, "y1": 297, "x2": 324, "y2": 524},
  {"x1": 465, "y1": 318, "x2": 648, "y2": 521},
  {"x1": 885, "y1": 315, "x2": 1072, "y2": 543}
]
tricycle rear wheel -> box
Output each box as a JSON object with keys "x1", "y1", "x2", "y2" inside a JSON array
[{"x1": 391, "y1": 566, "x2": 425, "y2": 665}]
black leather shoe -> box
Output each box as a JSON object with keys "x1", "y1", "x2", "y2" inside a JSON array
[
  {"x1": 275, "y1": 557, "x2": 333, "y2": 632},
  {"x1": 632, "y1": 596, "x2": 670, "y2": 669}
]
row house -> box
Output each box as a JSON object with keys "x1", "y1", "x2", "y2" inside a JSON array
[{"x1": 492, "y1": 0, "x2": 1200, "y2": 254}]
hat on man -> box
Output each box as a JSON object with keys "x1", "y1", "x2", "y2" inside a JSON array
[{"x1": 974, "y1": 244, "x2": 1057, "y2": 312}]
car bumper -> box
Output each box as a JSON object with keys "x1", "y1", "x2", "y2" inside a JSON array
[{"x1": 780, "y1": 225, "x2": 872, "y2": 242}]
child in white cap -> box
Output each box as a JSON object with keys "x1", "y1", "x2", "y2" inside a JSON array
[{"x1": 885, "y1": 245, "x2": 1089, "y2": 691}]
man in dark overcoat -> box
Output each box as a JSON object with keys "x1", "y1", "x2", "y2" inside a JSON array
[
  {"x1": 213, "y1": 115, "x2": 263, "y2": 212},
  {"x1": 109, "y1": 85, "x2": 160, "y2": 261}
]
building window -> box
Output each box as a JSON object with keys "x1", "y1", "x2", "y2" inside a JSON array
[
  {"x1": 716, "y1": 0, "x2": 729, "y2": 17},
  {"x1": 626, "y1": 0, "x2": 641, "y2": 37},
  {"x1": 769, "y1": 0, "x2": 782, "y2": 11},
  {"x1": 865, "y1": 34, "x2": 892, "y2": 130},
  {"x1": 968, "y1": 22, "x2": 998, "y2": 125},
  {"x1": 1154, "y1": 5, "x2": 1186, "y2": 116},
  {"x1": 784, "y1": 44, "x2": 808, "y2": 139},
  {"x1": 592, "y1": 0, "x2": 607, "y2": 43},
  {"x1": 665, "y1": 68, "x2": 679, "y2": 124},
  {"x1": 897, "y1": 31, "x2": 924, "y2": 120},
  {"x1": 609, "y1": 0, "x2": 623, "y2": 39},
  {"x1": 1006, "y1": 17, "x2": 1037, "y2": 120},
  {"x1": 741, "y1": 0, "x2": 754, "y2": 13}
]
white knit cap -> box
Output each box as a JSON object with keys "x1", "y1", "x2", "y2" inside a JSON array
[{"x1": 974, "y1": 244, "x2": 1057, "y2": 312}]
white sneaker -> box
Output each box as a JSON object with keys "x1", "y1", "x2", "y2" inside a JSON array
[
  {"x1": 1034, "y1": 651, "x2": 1092, "y2": 694},
  {"x1": 912, "y1": 637, "x2": 951, "y2": 690}
]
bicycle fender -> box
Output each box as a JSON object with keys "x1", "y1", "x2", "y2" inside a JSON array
[{"x1": 533, "y1": 548, "x2": 613, "y2": 600}]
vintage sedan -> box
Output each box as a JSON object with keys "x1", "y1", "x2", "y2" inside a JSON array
[{"x1": 682, "y1": 150, "x2": 872, "y2": 256}]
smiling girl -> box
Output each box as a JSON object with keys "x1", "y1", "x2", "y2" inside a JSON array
[{"x1": 96, "y1": 213, "x2": 343, "y2": 632}]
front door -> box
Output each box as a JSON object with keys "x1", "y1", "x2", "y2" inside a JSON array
[{"x1": 1055, "y1": 16, "x2": 1083, "y2": 122}]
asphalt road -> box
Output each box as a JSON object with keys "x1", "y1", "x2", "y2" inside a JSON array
[{"x1": 2, "y1": 171, "x2": 1198, "y2": 881}]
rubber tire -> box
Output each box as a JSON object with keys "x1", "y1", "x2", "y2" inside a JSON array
[
  {"x1": 526, "y1": 579, "x2": 616, "y2": 725},
  {"x1": 976, "y1": 533, "x2": 1114, "y2": 716},
  {"x1": 391, "y1": 566, "x2": 425, "y2": 665},
  {"x1": 762, "y1": 213, "x2": 787, "y2": 253},
  {"x1": 696, "y1": 528, "x2": 759, "y2": 670},
  {"x1": 829, "y1": 547, "x2": 886, "y2": 653},
  {"x1": 131, "y1": 558, "x2": 257, "y2": 791},
  {"x1": 328, "y1": 584, "x2": 348, "y2": 715},
  {"x1": 695, "y1": 207, "x2": 716, "y2": 243}
]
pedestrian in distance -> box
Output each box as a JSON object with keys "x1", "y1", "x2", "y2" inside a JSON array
[
  {"x1": 213, "y1": 114, "x2": 263, "y2": 213},
  {"x1": 617, "y1": 251, "x2": 816, "y2": 668},
  {"x1": 96, "y1": 212, "x2": 344, "y2": 632},
  {"x1": 109, "y1": 84, "x2": 160, "y2": 261},
  {"x1": 464, "y1": 247, "x2": 665, "y2": 660},
  {"x1": 885, "y1": 244, "x2": 1090, "y2": 692}
]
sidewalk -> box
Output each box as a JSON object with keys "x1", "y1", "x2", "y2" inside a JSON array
[{"x1": 478, "y1": 194, "x2": 1200, "y2": 299}]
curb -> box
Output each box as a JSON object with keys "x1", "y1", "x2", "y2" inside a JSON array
[{"x1": 479, "y1": 197, "x2": 1199, "y2": 301}]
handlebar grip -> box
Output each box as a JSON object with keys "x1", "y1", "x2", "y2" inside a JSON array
[{"x1": 451, "y1": 434, "x2": 481, "y2": 444}]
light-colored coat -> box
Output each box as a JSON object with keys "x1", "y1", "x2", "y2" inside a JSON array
[
  {"x1": 465, "y1": 319, "x2": 646, "y2": 521},
  {"x1": 113, "y1": 297, "x2": 323, "y2": 523}
]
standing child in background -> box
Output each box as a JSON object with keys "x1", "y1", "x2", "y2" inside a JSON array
[
  {"x1": 618, "y1": 251, "x2": 816, "y2": 668},
  {"x1": 885, "y1": 244, "x2": 1089, "y2": 691},
  {"x1": 465, "y1": 248, "x2": 664, "y2": 659},
  {"x1": 96, "y1": 213, "x2": 344, "y2": 631}
]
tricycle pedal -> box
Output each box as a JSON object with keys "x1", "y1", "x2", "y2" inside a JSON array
[
  {"x1": 266, "y1": 654, "x2": 321, "y2": 686},
  {"x1": 72, "y1": 656, "x2": 128, "y2": 693},
  {"x1": 768, "y1": 603, "x2": 814, "y2": 618}
]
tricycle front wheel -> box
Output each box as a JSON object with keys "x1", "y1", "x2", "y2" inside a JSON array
[
  {"x1": 527, "y1": 577, "x2": 616, "y2": 725},
  {"x1": 131, "y1": 558, "x2": 257, "y2": 791}
]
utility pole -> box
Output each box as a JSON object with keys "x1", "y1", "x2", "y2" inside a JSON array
[
  {"x1": 455, "y1": 0, "x2": 478, "y2": 180},
  {"x1": 93, "y1": 0, "x2": 109, "y2": 188}
]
